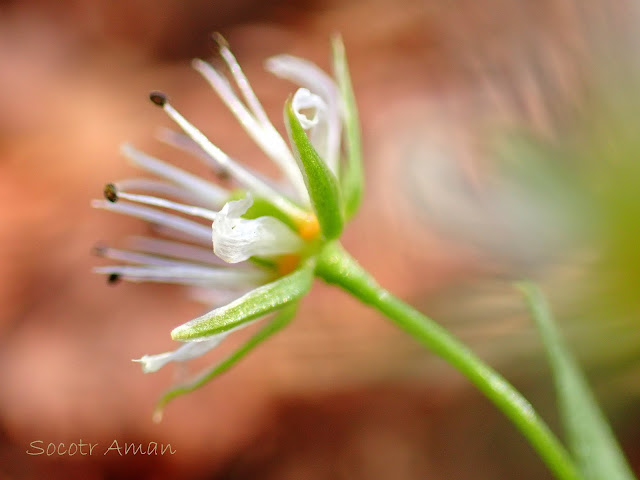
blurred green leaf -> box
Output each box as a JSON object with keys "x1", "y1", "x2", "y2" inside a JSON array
[
  {"x1": 518, "y1": 282, "x2": 636, "y2": 480},
  {"x1": 332, "y1": 34, "x2": 363, "y2": 220},
  {"x1": 155, "y1": 303, "x2": 298, "y2": 421},
  {"x1": 285, "y1": 97, "x2": 344, "y2": 240},
  {"x1": 171, "y1": 262, "x2": 313, "y2": 340}
]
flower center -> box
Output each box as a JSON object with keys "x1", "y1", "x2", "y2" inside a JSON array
[
  {"x1": 276, "y1": 254, "x2": 301, "y2": 275},
  {"x1": 296, "y1": 214, "x2": 321, "y2": 241}
]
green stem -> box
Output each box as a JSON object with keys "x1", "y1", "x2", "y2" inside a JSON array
[{"x1": 316, "y1": 242, "x2": 581, "y2": 480}]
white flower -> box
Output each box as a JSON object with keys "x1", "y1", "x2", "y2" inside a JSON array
[
  {"x1": 212, "y1": 194, "x2": 304, "y2": 263},
  {"x1": 93, "y1": 36, "x2": 344, "y2": 377}
]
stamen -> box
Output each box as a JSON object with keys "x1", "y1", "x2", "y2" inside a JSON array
[
  {"x1": 148, "y1": 223, "x2": 211, "y2": 247},
  {"x1": 127, "y1": 236, "x2": 225, "y2": 265},
  {"x1": 93, "y1": 265, "x2": 269, "y2": 287},
  {"x1": 158, "y1": 98, "x2": 308, "y2": 221},
  {"x1": 193, "y1": 59, "x2": 309, "y2": 203},
  {"x1": 155, "y1": 128, "x2": 229, "y2": 178},
  {"x1": 94, "y1": 245, "x2": 211, "y2": 268},
  {"x1": 104, "y1": 183, "x2": 118, "y2": 202},
  {"x1": 121, "y1": 143, "x2": 227, "y2": 209},
  {"x1": 149, "y1": 91, "x2": 168, "y2": 107},
  {"x1": 212, "y1": 33, "x2": 270, "y2": 126},
  {"x1": 115, "y1": 191, "x2": 218, "y2": 222},
  {"x1": 91, "y1": 200, "x2": 212, "y2": 244},
  {"x1": 115, "y1": 178, "x2": 204, "y2": 206}
]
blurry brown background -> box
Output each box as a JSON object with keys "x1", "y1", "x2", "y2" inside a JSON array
[{"x1": 1, "y1": 0, "x2": 639, "y2": 479}]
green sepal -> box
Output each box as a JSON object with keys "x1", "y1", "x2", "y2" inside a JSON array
[
  {"x1": 518, "y1": 282, "x2": 636, "y2": 480},
  {"x1": 171, "y1": 262, "x2": 313, "y2": 340},
  {"x1": 285, "y1": 99, "x2": 344, "y2": 240},
  {"x1": 332, "y1": 34, "x2": 363, "y2": 220},
  {"x1": 154, "y1": 303, "x2": 298, "y2": 421}
]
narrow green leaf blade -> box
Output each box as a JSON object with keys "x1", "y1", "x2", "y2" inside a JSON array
[
  {"x1": 171, "y1": 264, "x2": 313, "y2": 340},
  {"x1": 154, "y1": 303, "x2": 298, "y2": 421},
  {"x1": 332, "y1": 34, "x2": 363, "y2": 220},
  {"x1": 285, "y1": 100, "x2": 343, "y2": 240},
  {"x1": 518, "y1": 282, "x2": 636, "y2": 480}
]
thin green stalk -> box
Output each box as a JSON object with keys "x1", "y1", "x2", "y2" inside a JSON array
[{"x1": 316, "y1": 242, "x2": 581, "y2": 480}]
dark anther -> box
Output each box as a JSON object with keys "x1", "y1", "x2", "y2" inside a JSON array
[
  {"x1": 211, "y1": 32, "x2": 229, "y2": 50},
  {"x1": 107, "y1": 273, "x2": 121, "y2": 285},
  {"x1": 104, "y1": 183, "x2": 118, "y2": 202},
  {"x1": 92, "y1": 243, "x2": 108, "y2": 257},
  {"x1": 149, "y1": 91, "x2": 167, "y2": 107}
]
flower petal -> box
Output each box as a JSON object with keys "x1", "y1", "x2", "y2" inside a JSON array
[
  {"x1": 134, "y1": 333, "x2": 228, "y2": 373},
  {"x1": 212, "y1": 195, "x2": 303, "y2": 263},
  {"x1": 265, "y1": 54, "x2": 341, "y2": 174},
  {"x1": 332, "y1": 35, "x2": 363, "y2": 219}
]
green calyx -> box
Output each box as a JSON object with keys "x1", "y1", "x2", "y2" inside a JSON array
[
  {"x1": 332, "y1": 34, "x2": 364, "y2": 221},
  {"x1": 171, "y1": 261, "x2": 314, "y2": 341},
  {"x1": 285, "y1": 98, "x2": 344, "y2": 241}
]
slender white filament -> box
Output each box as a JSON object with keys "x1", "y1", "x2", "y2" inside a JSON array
[
  {"x1": 121, "y1": 143, "x2": 227, "y2": 209},
  {"x1": 96, "y1": 246, "x2": 205, "y2": 267},
  {"x1": 193, "y1": 59, "x2": 309, "y2": 204},
  {"x1": 127, "y1": 236, "x2": 224, "y2": 265},
  {"x1": 91, "y1": 200, "x2": 212, "y2": 244},
  {"x1": 94, "y1": 265, "x2": 268, "y2": 287},
  {"x1": 161, "y1": 101, "x2": 308, "y2": 221},
  {"x1": 115, "y1": 178, "x2": 203, "y2": 206},
  {"x1": 116, "y1": 191, "x2": 218, "y2": 221},
  {"x1": 216, "y1": 41, "x2": 271, "y2": 126}
]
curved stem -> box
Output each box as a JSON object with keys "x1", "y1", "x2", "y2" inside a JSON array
[{"x1": 316, "y1": 242, "x2": 581, "y2": 480}]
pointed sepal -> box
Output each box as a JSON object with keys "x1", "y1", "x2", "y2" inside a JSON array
[
  {"x1": 154, "y1": 303, "x2": 298, "y2": 422},
  {"x1": 171, "y1": 262, "x2": 313, "y2": 340},
  {"x1": 332, "y1": 34, "x2": 363, "y2": 220},
  {"x1": 285, "y1": 98, "x2": 344, "y2": 240}
]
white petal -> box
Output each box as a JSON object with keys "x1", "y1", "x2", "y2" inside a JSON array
[
  {"x1": 291, "y1": 88, "x2": 332, "y2": 166},
  {"x1": 265, "y1": 55, "x2": 341, "y2": 174},
  {"x1": 133, "y1": 318, "x2": 258, "y2": 373},
  {"x1": 133, "y1": 334, "x2": 227, "y2": 373},
  {"x1": 291, "y1": 88, "x2": 325, "y2": 129},
  {"x1": 220, "y1": 193, "x2": 253, "y2": 217},
  {"x1": 212, "y1": 196, "x2": 303, "y2": 263}
]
